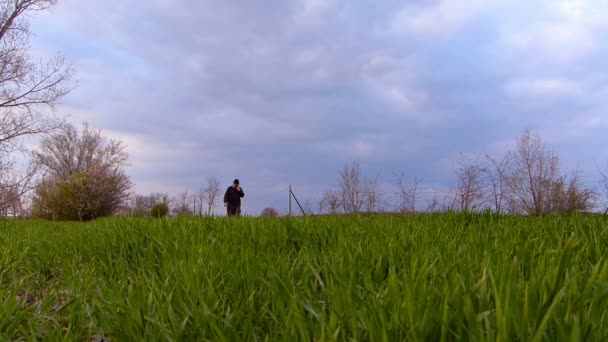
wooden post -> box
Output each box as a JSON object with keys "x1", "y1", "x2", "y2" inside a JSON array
[
  {"x1": 292, "y1": 190, "x2": 306, "y2": 216},
  {"x1": 289, "y1": 186, "x2": 307, "y2": 216},
  {"x1": 289, "y1": 185, "x2": 292, "y2": 216}
]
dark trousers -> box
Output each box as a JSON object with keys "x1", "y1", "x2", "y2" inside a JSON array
[{"x1": 227, "y1": 205, "x2": 241, "y2": 216}]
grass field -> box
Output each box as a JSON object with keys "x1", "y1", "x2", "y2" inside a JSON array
[{"x1": 1, "y1": 214, "x2": 607, "y2": 340}]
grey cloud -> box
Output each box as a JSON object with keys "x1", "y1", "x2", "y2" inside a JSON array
[{"x1": 28, "y1": 0, "x2": 608, "y2": 213}]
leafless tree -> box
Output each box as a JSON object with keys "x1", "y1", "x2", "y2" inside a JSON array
[
  {"x1": 319, "y1": 190, "x2": 341, "y2": 214},
  {"x1": 204, "y1": 177, "x2": 220, "y2": 216},
  {"x1": 172, "y1": 190, "x2": 193, "y2": 216},
  {"x1": 339, "y1": 161, "x2": 363, "y2": 213},
  {"x1": 151, "y1": 192, "x2": 171, "y2": 206},
  {"x1": 131, "y1": 192, "x2": 171, "y2": 216},
  {"x1": 0, "y1": 183, "x2": 21, "y2": 217},
  {"x1": 33, "y1": 123, "x2": 128, "y2": 180},
  {"x1": 454, "y1": 154, "x2": 487, "y2": 212},
  {"x1": 132, "y1": 194, "x2": 154, "y2": 216},
  {"x1": 483, "y1": 153, "x2": 512, "y2": 213},
  {"x1": 507, "y1": 130, "x2": 560, "y2": 216},
  {"x1": 423, "y1": 187, "x2": 460, "y2": 213},
  {"x1": 194, "y1": 185, "x2": 205, "y2": 216},
  {"x1": 31, "y1": 123, "x2": 131, "y2": 220},
  {"x1": 599, "y1": 163, "x2": 608, "y2": 214},
  {"x1": 0, "y1": 159, "x2": 38, "y2": 216},
  {"x1": 363, "y1": 176, "x2": 379, "y2": 212},
  {"x1": 394, "y1": 172, "x2": 420, "y2": 213},
  {"x1": 425, "y1": 193, "x2": 438, "y2": 213},
  {"x1": 189, "y1": 192, "x2": 197, "y2": 215},
  {"x1": 0, "y1": 0, "x2": 74, "y2": 209},
  {"x1": 338, "y1": 161, "x2": 379, "y2": 213}
]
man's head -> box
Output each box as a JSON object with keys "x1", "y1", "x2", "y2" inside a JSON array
[{"x1": 233, "y1": 179, "x2": 240, "y2": 187}]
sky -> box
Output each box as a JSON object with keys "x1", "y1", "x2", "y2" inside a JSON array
[{"x1": 29, "y1": 0, "x2": 608, "y2": 215}]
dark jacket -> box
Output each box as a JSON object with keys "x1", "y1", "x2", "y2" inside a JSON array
[{"x1": 224, "y1": 186, "x2": 245, "y2": 206}]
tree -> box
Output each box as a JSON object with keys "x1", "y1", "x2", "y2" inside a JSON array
[
  {"x1": 130, "y1": 193, "x2": 170, "y2": 217},
  {"x1": 484, "y1": 153, "x2": 511, "y2": 213},
  {"x1": 454, "y1": 154, "x2": 486, "y2": 212},
  {"x1": 195, "y1": 185, "x2": 205, "y2": 216},
  {"x1": 394, "y1": 172, "x2": 420, "y2": 213},
  {"x1": 260, "y1": 207, "x2": 278, "y2": 217},
  {"x1": 31, "y1": 123, "x2": 131, "y2": 221},
  {"x1": 151, "y1": 202, "x2": 168, "y2": 218},
  {"x1": 339, "y1": 162, "x2": 363, "y2": 213},
  {"x1": 0, "y1": 0, "x2": 74, "y2": 209},
  {"x1": 600, "y1": 163, "x2": 608, "y2": 214},
  {"x1": 507, "y1": 130, "x2": 560, "y2": 216},
  {"x1": 545, "y1": 171, "x2": 596, "y2": 215},
  {"x1": 0, "y1": 161, "x2": 37, "y2": 217},
  {"x1": 132, "y1": 194, "x2": 156, "y2": 217},
  {"x1": 363, "y1": 176, "x2": 380, "y2": 212},
  {"x1": 204, "y1": 177, "x2": 220, "y2": 216},
  {"x1": 172, "y1": 190, "x2": 193, "y2": 216},
  {"x1": 319, "y1": 190, "x2": 341, "y2": 214}
]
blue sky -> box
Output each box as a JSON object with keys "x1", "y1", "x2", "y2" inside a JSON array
[{"x1": 30, "y1": 0, "x2": 608, "y2": 214}]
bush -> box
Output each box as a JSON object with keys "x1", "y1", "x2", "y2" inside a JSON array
[
  {"x1": 260, "y1": 207, "x2": 279, "y2": 217},
  {"x1": 151, "y1": 203, "x2": 169, "y2": 218},
  {"x1": 32, "y1": 171, "x2": 125, "y2": 221}
]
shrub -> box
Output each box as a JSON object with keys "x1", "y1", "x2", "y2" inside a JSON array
[
  {"x1": 151, "y1": 203, "x2": 169, "y2": 218},
  {"x1": 260, "y1": 207, "x2": 279, "y2": 217}
]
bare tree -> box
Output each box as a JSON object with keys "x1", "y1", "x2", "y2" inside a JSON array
[
  {"x1": 0, "y1": 160, "x2": 38, "y2": 216},
  {"x1": 484, "y1": 153, "x2": 512, "y2": 213},
  {"x1": 456, "y1": 155, "x2": 486, "y2": 212},
  {"x1": 151, "y1": 192, "x2": 171, "y2": 206},
  {"x1": 507, "y1": 130, "x2": 560, "y2": 216},
  {"x1": 394, "y1": 172, "x2": 420, "y2": 213},
  {"x1": 31, "y1": 123, "x2": 131, "y2": 221},
  {"x1": 599, "y1": 163, "x2": 608, "y2": 214},
  {"x1": 338, "y1": 161, "x2": 380, "y2": 213},
  {"x1": 454, "y1": 154, "x2": 486, "y2": 212},
  {"x1": 204, "y1": 177, "x2": 220, "y2": 216},
  {"x1": 363, "y1": 176, "x2": 379, "y2": 213},
  {"x1": 172, "y1": 190, "x2": 193, "y2": 216},
  {"x1": 0, "y1": 183, "x2": 22, "y2": 217},
  {"x1": 339, "y1": 161, "x2": 363, "y2": 214},
  {"x1": 426, "y1": 190, "x2": 454, "y2": 213},
  {"x1": 195, "y1": 185, "x2": 205, "y2": 216},
  {"x1": 132, "y1": 194, "x2": 155, "y2": 216},
  {"x1": 425, "y1": 192, "x2": 439, "y2": 213},
  {"x1": 131, "y1": 192, "x2": 171, "y2": 216},
  {"x1": 0, "y1": 0, "x2": 74, "y2": 209},
  {"x1": 189, "y1": 192, "x2": 197, "y2": 215},
  {"x1": 319, "y1": 190, "x2": 341, "y2": 214}
]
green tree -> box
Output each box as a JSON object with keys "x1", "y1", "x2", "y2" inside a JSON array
[
  {"x1": 151, "y1": 203, "x2": 169, "y2": 218},
  {"x1": 31, "y1": 123, "x2": 132, "y2": 221}
]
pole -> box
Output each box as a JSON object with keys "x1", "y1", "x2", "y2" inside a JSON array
[
  {"x1": 289, "y1": 185, "x2": 292, "y2": 216},
  {"x1": 291, "y1": 190, "x2": 306, "y2": 216}
]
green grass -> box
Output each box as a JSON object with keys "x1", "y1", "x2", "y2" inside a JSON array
[{"x1": 1, "y1": 213, "x2": 608, "y2": 340}]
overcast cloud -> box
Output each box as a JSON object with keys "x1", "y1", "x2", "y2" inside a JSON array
[{"x1": 30, "y1": 0, "x2": 608, "y2": 214}]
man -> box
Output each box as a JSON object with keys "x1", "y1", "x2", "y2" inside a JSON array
[{"x1": 224, "y1": 179, "x2": 245, "y2": 216}]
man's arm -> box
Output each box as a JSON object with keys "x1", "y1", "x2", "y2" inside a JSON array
[
  {"x1": 239, "y1": 188, "x2": 244, "y2": 198},
  {"x1": 223, "y1": 187, "x2": 229, "y2": 204}
]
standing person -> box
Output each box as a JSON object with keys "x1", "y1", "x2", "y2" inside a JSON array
[{"x1": 224, "y1": 179, "x2": 245, "y2": 216}]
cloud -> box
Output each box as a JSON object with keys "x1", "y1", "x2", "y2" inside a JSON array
[
  {"x1": 389, "y1": 0, "x2": 502, "y2": 37},
  {"x1": 501, "y1": 21, "x2": 596, "y2": 67},
  {"x1": 26, "y1": 0, "x2": 608, "y2": 213},
  {"x1": 504, "y1": 78, "x2": 584, "y2": 98}
]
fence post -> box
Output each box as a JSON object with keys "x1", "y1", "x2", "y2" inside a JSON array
[{"x1": 289, "y1": 186, "x2": 307, "y2": 216}]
